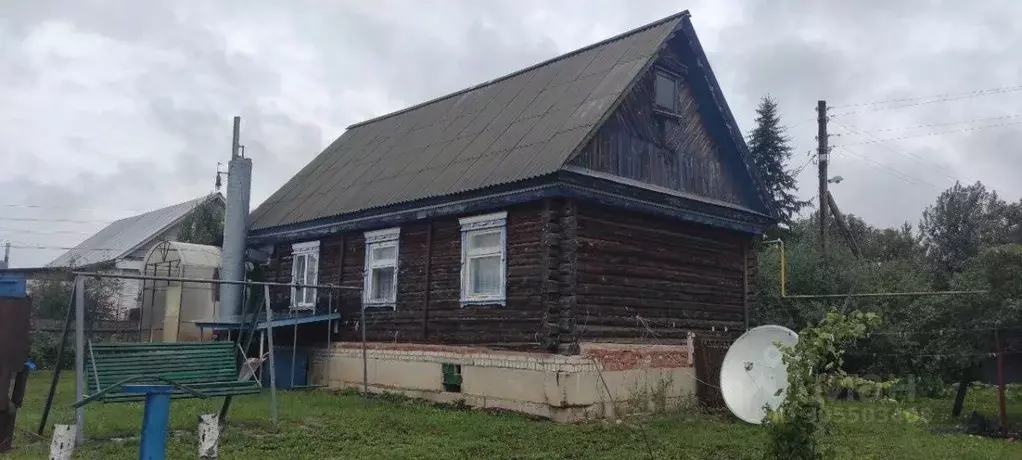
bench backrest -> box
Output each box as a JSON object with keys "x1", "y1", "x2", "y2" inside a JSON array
[{"x1": 85, "y1": 341, "x2": 238, "y2": 396}]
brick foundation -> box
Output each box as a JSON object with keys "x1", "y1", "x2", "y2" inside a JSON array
[{"x1": 311, "y1": 341, "x2": 696, "y2": 422}]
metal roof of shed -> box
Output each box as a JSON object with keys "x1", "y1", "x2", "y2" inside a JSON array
[{"x1": 48, "y1": 193, "x2": 224, "y2": 268}]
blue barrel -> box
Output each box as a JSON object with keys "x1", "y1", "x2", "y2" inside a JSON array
[
  {"x1": 262, "y1": 347, "x2": 308, "y2": 388},
  {"x1": 0, "y1": 273, "x2": 26, "y2": 298}
]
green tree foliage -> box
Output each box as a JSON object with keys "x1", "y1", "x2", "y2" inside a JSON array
[
  {"x1": 747, "y1": 96, "x2": 806, "y2": 228},
  {"x1": 31, "y1": 276, "x2": 121, "y2": 321},
  {"x1": 755, "y1": 178, "x2": 1022, "y2": 386},
  {"x1": 29, "y1": 275, "x2": 123, "y2": 368},
  {"x1": 177, "y1": 197, "x2": 225, "y2": 247},
  {"x1": 919, "y1": 182, "x2": 1020, "y2": 287}
]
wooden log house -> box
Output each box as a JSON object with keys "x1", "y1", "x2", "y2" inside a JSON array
[{"x1": 247, "y1": 11, "x2": 775, "y2": 356}]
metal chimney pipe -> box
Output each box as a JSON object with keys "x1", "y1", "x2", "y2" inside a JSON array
[{"x1": 218, "y1": 116, "x2": 252, "y2": 320}]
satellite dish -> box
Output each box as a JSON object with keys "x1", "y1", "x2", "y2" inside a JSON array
[{"x1": 720, "y1": 325, "x2": 799, "y2": 424}]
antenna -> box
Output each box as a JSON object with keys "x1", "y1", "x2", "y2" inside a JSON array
[
  {"x1": 214, "y1": 162, "x2": 226, "y2": 191},
  {"x1": 720, "y1": 325, "x2": 799, "y2": 424}
]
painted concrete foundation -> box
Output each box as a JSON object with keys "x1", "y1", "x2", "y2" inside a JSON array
[{"x1": 310, "y1": 341, "x2": 697, "y2": 422}]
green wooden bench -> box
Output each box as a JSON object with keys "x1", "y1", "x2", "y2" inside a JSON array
[{"x1": 84, "y1": 341, "x2": 261, "y2": 403}]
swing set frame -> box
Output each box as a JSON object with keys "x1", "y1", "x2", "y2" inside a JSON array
[{"x1": 36, "y1": 271, "x2": 357, "y2": 447}]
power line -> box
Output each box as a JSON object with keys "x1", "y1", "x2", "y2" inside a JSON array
[
  {"x1": 0, "y1": 217, "x2": 113, "y2": 224},
  {"x1": 0, "y1": 203, "x2": 152, "y2": 213},
  {"x1": 791, "y1": 151, "x2": 816, "y2": 177},
  {"x1": 846, "y1": 113, "x2": 1022, "y2": 133},
  {"x1": 831, "y1": 120, "x2": 968, "y2": 184},
  {"x1": 0, "y1": 227, "x2": 94, "y2": 236},
  {"x1": 834, "y1": 120, "x2": 1022, "y2": 147},
  {"x1": 830, "y1": 84, "x2": 1022, "y2": 113},
  {"x1": 5, "y1": 243, "x2": 218, "y2": 253},
  {"x1": 6, "y1": 244, "x2": 122, "y2": 252},
  {"x1": 832, "y1": 146, "x2": 936, "y2": 188}
]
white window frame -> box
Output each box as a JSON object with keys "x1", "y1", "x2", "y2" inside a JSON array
[
  {"x1": 459, "y1": 211, "x2": 507, "y2": 306},
  {"x1": 363, "y1": 227, "x2": 400, "y2": 310},
  {"x1": 290, "y1": 240, "x2": 320, "y2": 310}
]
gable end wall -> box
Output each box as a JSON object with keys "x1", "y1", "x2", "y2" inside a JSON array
[{"x1": 569, "y1": 46, "x2": 748, "y2": 207}]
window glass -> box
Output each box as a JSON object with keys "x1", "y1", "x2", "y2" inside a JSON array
[
  {"x1": 469, "y1": 231, "x2": 501, "y2": 252},
  {"x1": 654, "y1": 72, "x2": 677, "y2": 111},
  {"x1": 372, "y1": 245, "x2": 396, "y2": 262},
  {"x1": 371, "y1": 266, "x2": 396, "y2": 300},
  {"x1": 469, "y1": 255, "x2": 501, "y2": 295}
]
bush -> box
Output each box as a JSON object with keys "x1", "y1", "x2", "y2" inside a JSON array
[{"x1": 29, "y1": 331, "x2": 74, "y2": 370}]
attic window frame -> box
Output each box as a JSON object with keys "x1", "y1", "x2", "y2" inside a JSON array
[{"x1": 653, "y1": 68, "x2": 683, "y2": 118}]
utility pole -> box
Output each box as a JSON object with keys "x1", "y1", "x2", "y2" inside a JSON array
[{"x1": 817, "y1": 100, "x2": 829, "y2": 253}]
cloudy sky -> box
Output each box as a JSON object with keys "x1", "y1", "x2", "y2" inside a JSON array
[{"x1": 2, "y1": 0, "x2": 1020, "y2": 267}]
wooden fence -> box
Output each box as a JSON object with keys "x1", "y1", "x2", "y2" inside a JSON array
[{"x1": 693, "y1": 335, "x2": 734, "y2": 410}]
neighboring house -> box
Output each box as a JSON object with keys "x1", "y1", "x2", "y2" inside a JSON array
[
  {"x1": 248, "y1": 11, "x2": 774, "y2": 352},
  {"x1": 48, "y1": 193, "x2": 225, "y2": 319}
]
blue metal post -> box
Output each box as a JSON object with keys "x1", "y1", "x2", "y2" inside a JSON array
[{"x1": 122, "y1": 385, "x2": 173, "y2": 460}]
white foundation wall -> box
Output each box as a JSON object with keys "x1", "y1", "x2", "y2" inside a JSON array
[{"x1": 310, "y1": 342, "x2": 696, "y2": 422}]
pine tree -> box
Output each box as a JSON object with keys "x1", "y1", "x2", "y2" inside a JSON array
[{"x1": 747, "y1": 96, "x2": 805, "y2": 227}]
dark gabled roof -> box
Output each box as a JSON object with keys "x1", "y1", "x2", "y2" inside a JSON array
[
  {"x1": 48, "y1": 193, "x2": 224, "y2": 268},
  {"x1": 250, "y1": 12, "x2": 690, "y2": 231}
]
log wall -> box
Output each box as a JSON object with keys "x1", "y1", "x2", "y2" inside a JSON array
[
  {"x1": 574, "y1": 202, "x2": 752, "y2": 343},
  {"x1": 266, "y1": 199, "x2": 756, "y2": 350},
  {"x1": 268, "y1": 202, "x2": 549, "y2": 350}
]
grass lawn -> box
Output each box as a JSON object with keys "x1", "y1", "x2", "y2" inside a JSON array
[{"x1": 5, "y1": 371, "x2": 1022, "y2": 459}]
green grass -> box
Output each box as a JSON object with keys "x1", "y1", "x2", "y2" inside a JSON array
[{"x1": 6, "y1": 371, "x2": 1022, "y2": 459}]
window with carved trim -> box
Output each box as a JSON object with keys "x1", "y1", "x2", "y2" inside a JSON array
[
  {"x1": 363, "y1": 227, "x2": 400, "y2": 310},
  {"x1": 459, "y1": 212, "x2": 507, "y2": 306},
  {"x1": 291, "y1": 241, "x2": 320, "y2": 310}
]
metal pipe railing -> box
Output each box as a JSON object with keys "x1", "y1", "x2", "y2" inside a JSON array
[
  {"x1": 760, "y1": 239, "x2": 987, "y2": 299},
  {"x1": 70, "y1": 271, "x2": 360, "y2": 290}
]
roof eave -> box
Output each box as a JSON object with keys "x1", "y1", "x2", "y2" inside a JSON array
[{"x1": 677, "y1": 15, "x2": 778, "y2": 220}]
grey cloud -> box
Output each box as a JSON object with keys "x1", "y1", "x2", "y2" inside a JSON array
[{"x1": 2, "y1": 0, "x2": 1021, "y2": 267}]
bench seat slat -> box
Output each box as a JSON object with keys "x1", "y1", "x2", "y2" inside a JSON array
[{"x1": 85, "y1": 341, "x2": 258, "y2": 403}]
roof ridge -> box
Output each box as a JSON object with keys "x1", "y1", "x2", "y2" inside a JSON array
[
  {"x1": 108, "y1": 193, "x2": 214, "y2": 225},
  {"x1": 346, "y1": 10, "x2": 690, "y2": 130}
]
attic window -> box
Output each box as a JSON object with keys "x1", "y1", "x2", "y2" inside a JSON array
[{"x1": 654, "y1": 70, "x2": 680, "y2": 114}]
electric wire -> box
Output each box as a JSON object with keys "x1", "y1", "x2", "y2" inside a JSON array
[
  {"x1": 0, "y1": 217, "x2": 114, "y2": 224},
  {"x1": 830, "y1": 85, "x2": 1022, "y2": 115},
  {"x1": 832, "y1": 121, "x2": 968, "y2": 184},
  {"x1": 835, "y1": 120, "x2": 1022, "y2": 147},
  {"x1": 831, "y1": 146, "x2": 935, "y2": 188},
  {"x1": 847, "y1": 113, "x2": 1022, "y2": 133}
]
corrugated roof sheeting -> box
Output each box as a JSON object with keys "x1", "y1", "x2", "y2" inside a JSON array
[
  {"x1": 48, "y1": 194, "x2": 221, "y2": 268},
  {"x1": 250, "y1": 14, "x2": 684, "y2": 231}
]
